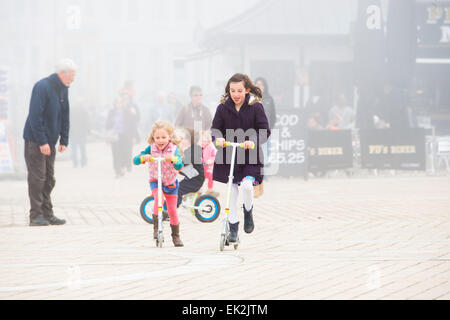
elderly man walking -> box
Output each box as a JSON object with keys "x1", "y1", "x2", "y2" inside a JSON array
[{"x1": 23, "y1": 59, "x2": 77, "y2": 226}]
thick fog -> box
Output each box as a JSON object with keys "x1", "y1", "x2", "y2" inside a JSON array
[
  {"x1": 0, "y1": 0, "x2": 449, "y2": 177},
  {"x1": 1, "y1": 0, "x2": 260, "y2": 136},
  {"x1": 1, "y1": 1, "x2": 450, "y2": 302}
]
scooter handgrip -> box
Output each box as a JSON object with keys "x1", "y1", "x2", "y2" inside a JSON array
[
  {"x1": 215, "y1": 140, "x2": 228, "y2": 147},
  {"x1": 239, "y1": 142, "x2": 255, "y2": 149}
]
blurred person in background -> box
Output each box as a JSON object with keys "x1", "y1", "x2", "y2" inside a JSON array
[
  {"x1": 305, "y1": 93, "x2": 327, "y2": 128},
  {"x1": 119, "y1": 80, "x2": 135, "y2": 98},
  {"x1": 70, "y1": 97, "x2": 90, "y2": 168},
  {"x1": 106, "y1": 93, "x2": 139, "y2": 178},
  {"x1": 255, "y1": 77, "x2": 277, "y2": 176},
  {"x1": 371, "y1": 84, "x2": 394, "y2": 129},
  {"x1": 23, "y1": 58, "x2": 77, "y2": 226},
  {"x1": 327, "y1": 93, "x2": 355, "y2": 129},
  {"x1": 407, "y1": 106, "x2": 417, "y2": 128},
  {"x1": 307, "y1": 114, "x2": 324, "y2": 130},
  {"x1": 120, "y1": 80, "x2": 141, "y2": 144},
  {"x1": 148, "y1": 91, "x2": 175, "y2": 125},
  {"x1": 327, "y1": 116, "x2": 341, "y2": 130},
  {"x1": 167, "y1": 91, "x2": 184, "y2": 117},
  {"x1": 175, "y1": 86, "x2": 212, "y2": 131},
  {"x1": 200, "y1": 130, "x2": 219, "y2": 197},
  {"x1": 176, "y1": 128, "x2": 205, "y2": 208},
  {"x1": 254, "y1": 77, "x2": 276, "y2": 130}
]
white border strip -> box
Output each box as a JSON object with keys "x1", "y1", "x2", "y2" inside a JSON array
[{"x1": 416, "y1": 58, "x2": 450, "y2": 64}]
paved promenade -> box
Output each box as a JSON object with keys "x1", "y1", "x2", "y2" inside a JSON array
[{"x1": 0, "y1": 142, "x2": 449, "y2": 300}]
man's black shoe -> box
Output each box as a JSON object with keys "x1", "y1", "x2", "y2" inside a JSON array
[
  {"x1": 29, "y1": 216, "x2": 49, "y2": 226},
  {"x1": 47, "y1": 216, "x2": 66, "y2": 225}
]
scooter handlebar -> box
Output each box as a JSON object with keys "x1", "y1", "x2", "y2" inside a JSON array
[
  {"x1": 140, "y1": 156, "x2": 179, "y2": 163},
  {"x1": 215, "y1": 140, "x2": 255, "y2": 149}
]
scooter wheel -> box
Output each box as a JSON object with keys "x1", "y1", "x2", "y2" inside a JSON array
[
  {"x1": 233, "y1": 243, "x2": 239, "y2": 250},
  {"x1": 140, "y1": 196, "x2": 169, "y2": 224},
  {"x1": 194, "y1": 195, "x2": 221, "y2": 223},
  {"x1": 219, "y1": 234, "x2": 226, "y2": 251}
]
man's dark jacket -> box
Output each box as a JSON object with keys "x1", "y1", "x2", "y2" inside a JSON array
[{"x1": 23, "y1": 73, "x2": 70, "y2": 146}]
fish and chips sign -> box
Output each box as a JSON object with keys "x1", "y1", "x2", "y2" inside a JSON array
[{"x1": 268, "y1": 110, "x2": 307, "y2": 177}]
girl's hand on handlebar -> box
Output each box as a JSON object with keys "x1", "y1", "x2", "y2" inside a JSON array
[
  {"x1": 142, "y1": 155, "x2": 152, "y2": 163},
  {"x1": 243, "y1": 141, "x2": 255, "y2": 150},
  {"x1": 165, "y1": 155, "x2": 174, "y2": 163},
  {"x1": 215, "y1": 138, "x2": 226, "y2": 148}
]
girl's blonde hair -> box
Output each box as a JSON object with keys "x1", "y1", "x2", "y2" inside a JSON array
[{"x1": 147, "y1": 120, "x2": 182, "y2": 146}]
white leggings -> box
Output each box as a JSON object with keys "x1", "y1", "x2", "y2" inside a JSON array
[{"x1": 227, "y1": 178, "x2": 254, "y2": 224}]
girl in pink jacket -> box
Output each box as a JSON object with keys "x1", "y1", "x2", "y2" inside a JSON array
[
  {"x1": 133, "y1": 120, "x2": 184, "y2": 246},
  {"x1": 200, "y1": 130, "x2": 219, "y2": 197}
]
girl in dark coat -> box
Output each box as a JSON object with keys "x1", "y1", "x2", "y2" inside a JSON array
[{"x1": 211, "y1": 73, "x2": 271, "y2": 243}]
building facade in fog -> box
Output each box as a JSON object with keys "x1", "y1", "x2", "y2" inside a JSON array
[
  {"x1": 0, "y1": 0, "x2": 259, "y2": 173},
  {"x1": 185, "y1": 0, "x2": 450, "y2": 133},
  {"x1": 186, "y1": 0, "x2": 362, "y2": 113},
  {"x1": 0, "y1": 0, "x2": 259, "y2": 127},
  {"x1": 1, "y1": 0, "x2": 449, "y2": 176}
]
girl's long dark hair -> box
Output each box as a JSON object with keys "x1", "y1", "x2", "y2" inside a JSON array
[{"x1": 221, "y1": 73, "x2": 262, "y2": 103}]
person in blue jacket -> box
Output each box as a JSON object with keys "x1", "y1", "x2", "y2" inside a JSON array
[{"x1": 23, "y1": 58, "x2": 77, "y2": 226}]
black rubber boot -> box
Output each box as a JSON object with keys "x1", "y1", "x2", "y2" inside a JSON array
[
  {"x1": 243, "y1": 205, "x2": 254, "y2": 234},
  {"x1": 228, "y1": 222, "x2": 239, "y2": 243}
]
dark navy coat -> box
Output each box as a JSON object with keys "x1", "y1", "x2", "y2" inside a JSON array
[
  {"x1": 211, "y1": 94, "x2": 270, "y2": 185},
  {"x1": 23, "y1": 73, "x2": 70, "y2": 146}
]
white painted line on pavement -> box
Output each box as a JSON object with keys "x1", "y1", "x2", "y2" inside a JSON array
[
  {"x1": 0, "y1": 254, "x2": 243, "y2": 292},
  {"x1": 262, "y1": 257, "x2": 450, "y2": 262},
  {"x1": 0, "y1": 261, "x2": 185, "y2": 267}
]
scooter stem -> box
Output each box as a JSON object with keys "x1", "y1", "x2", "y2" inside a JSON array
[
  {"x1": 157, "y1": 158, "x2": 163, "y2": 236},
  {"x1": 224, "y1": 144, "x2": 238, "y2": 221}
]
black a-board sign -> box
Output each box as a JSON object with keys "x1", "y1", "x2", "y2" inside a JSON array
[
  {"x1": 360, "y1": 128, "x2": 426, "y2": 170},
  {"x1": 266, "y1": 109, "x2": 307, "y2": 178},
  {"x1": 307, "y1": 129, "x2": 353, "y2": 172}
]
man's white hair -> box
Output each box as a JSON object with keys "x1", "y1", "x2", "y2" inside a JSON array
[{"x1": 55, "y1": 58, "x2": 77, "y2": 73}]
